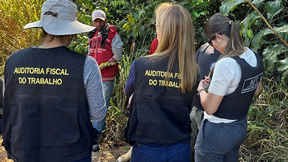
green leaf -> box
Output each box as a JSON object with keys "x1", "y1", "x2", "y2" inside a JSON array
[
  {"x1": 278, "y1": 57, "x2": 288, "y2": 84},
  {"x1": 220, "y1": 0, "x2": 246, "y2": 14},
  {"x1": 127, "y1": 14, "x2": 134, "y2": 23},
  {"x1": 251, "y1": 29, "x2": 265, "y2": 51},
  {"x1": 241, "y1": 11, "x2": 260, "y2": 38},
  {"x1": 247, "y1": 29, "x2": 254, "y2": 38},
  {"x1": 251, "y1": 24, "x2": 288, "y2": 51},
  {"x1": 262, "y1": 44, "x2": 287, "y2": 67},
  {"x1": 261, "y1": 25, "x2": 288, "y2": 36},
  {"x1": 278, "y1": 57, "x2": 288, "y2": 72},
  {"x1": 252, "y1": 0, "x2": 265, "y2": 7},
  {"x1": 134, "y1": 25, "x2": 140, "y2": 37},
  {"x1": 280, "y1": 70, "x2": 288, "y2": 84},
  {"x1": 265, "y1": 0, "x2": 283, "y2": 22},
  {"x1": 274, "y1": 24, "x2": 288, "y2": 33}
]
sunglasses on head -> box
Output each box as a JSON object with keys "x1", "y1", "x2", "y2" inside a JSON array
[{"x1": 208, "y1": 35, "x2": 216, "y2": 47}]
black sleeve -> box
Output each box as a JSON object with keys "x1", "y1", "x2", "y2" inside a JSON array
[{"x1": 192, "y1": 68, "x2": 204, "y2": 111}]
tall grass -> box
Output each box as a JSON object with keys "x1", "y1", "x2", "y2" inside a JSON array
[
  {"x1": 0, "y1": 0, "x2": 43, "y2": 74},
  {"x1": 239, "y1": 74, "x2": 288, "y2": 162},
  {"x1": 103, "y1": 38, "x2": 149, "y2": 143}
]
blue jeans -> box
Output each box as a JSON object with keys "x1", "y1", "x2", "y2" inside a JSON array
[
  {"x1": 131, "y1": 142, "x2": 191, "y2": 162},
  {"x1": 195, "y1": 118, "x2": 247, "y2": 162},
  {"x1": 92, "y1": 81, "x2": 114, "y2": 132}
]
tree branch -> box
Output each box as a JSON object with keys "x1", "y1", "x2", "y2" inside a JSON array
[{"x1": 247, "y1": 0, "x2": 288, "y2": 48}]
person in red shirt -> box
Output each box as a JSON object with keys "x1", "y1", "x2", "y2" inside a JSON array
[
  {"x1": 88, "y1": 9, "x2": 124, "y2": 152},
  {"x1": 149, "y1": 38, "x2": 158, "y2": 55}
]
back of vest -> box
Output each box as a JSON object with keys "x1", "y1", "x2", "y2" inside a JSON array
[
  {"x1": 3, "y1": 47, "x2": 94, "y2": 161},
  {"x1": 127, "y1": 57, "x2": 195, "y2": 144},
  {"x1": 213, "y1": 53, "x2": 264, "y2": 120}
]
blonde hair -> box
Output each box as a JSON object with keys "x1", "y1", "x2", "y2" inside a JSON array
[
  {"x1": 203, "y1": 13, "x2": 245, "y2": 58},
  {"x1": 149, "y1": 3, "x2": 198, "y2": 93}
]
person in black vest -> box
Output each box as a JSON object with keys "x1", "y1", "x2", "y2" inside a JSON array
[
  {"x1": 124, "y1": 3, "x2": 200, "y2": 162},
  {"x1": 190, "y1": 43, "x2": 221, "y2": 160},
  {"x1": 195, "y1": 13, "x2": 263, "y2": 162},
  {"x1": 2, "y1": 0, "x2": 106, "y2": 161}
]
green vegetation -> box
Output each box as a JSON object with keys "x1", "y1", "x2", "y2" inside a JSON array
[
  {"x1": 1, "y1": 0, "x2": 287, "y2": 161},
  {"x1": 0, "y1": 0, "x2": 42, "y2": 75}
]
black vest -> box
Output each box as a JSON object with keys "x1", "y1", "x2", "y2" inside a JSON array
[
  {"x1": 3, "y1": 47, "x2": 95, "y2": 162},
  {"x1": 213, "y1": 53, "x2": 264, "y2": 120},
  {"x1": 196, "y1": 43, "x2": 221, "y2": 77},
  {"x1": 125, "y1": 57, "x2": 196, "y2": 145}
]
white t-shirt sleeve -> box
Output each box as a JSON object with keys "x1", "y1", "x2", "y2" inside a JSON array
[{"x1": 208, "y1": 58, "x2": 241, "y2": 96}]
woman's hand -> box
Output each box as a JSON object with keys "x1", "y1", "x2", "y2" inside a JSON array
[
  {"x1": 197, "y1": 76, "x2": 210, "y2": 91},
  {"x1": 203, "y1": 76, "x2": 210, "y2": 85},
  {"x1": 197, "y1": 79, "x2": 205, "y2": 91}
]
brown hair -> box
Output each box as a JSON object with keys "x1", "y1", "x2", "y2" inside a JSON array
[
  {"x1": 203, "y1": 13, "x2": 245, "y2": 59},
  {"x1": 40, "y1": 29, "x2": 74, "y2": 46},
  {"x1": 148, "y1": 3, "x2": 199, "y2": 93}
]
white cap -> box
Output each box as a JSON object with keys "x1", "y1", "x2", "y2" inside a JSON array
[{"x1": 92, "y1": 10, "x2": 106, "y2": 21}]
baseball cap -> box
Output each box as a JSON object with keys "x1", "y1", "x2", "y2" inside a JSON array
[{"x1": 92, "y1": 10, "x2": 106, "y2": 21}]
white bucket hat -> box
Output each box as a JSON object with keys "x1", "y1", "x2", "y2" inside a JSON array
[{"x1": 24, "y1": 0, "x2": 95, "y2": 35}]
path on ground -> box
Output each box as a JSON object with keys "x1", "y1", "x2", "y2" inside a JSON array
[{"x1": 0, "y1": 139, "x2": 131, "y2": 162}]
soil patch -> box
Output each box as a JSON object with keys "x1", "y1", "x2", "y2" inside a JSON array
[{"x1": 0, "y1": 139, "x2": 131, "y2": 162}]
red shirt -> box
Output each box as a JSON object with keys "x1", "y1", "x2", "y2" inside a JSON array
[{"x1": 149, "y1": 38, "x2": 158, "y2": 55}]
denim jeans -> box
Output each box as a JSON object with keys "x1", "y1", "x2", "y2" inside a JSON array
[
  {"x1": 195, "y1": 118, "x2": 247, "y2": 162},
  {"x1": 131, "y1": 142, "x2": 191, "y2": 162},
  {"x1": 92, "y1": 81, "x2": 114, "y2": 132}
]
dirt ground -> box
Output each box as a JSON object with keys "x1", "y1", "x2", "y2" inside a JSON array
[{"x1": 0, "y1": 139, "x2": 131, "y2": 162}]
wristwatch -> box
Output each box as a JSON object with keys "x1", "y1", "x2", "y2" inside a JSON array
[{"x1": 197, "y1": 89, "x2": 205, "y2": 96}]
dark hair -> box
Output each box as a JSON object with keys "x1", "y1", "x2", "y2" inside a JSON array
[
  {"x1": 40, "y1": 30, "x2": 54, "y2": 43},
  {"x1": 203, "y1": 13, "x2": 245, "y2": 58},
  {"x1": 40, "y1": 29, "x2": 74, "y2": 46}
]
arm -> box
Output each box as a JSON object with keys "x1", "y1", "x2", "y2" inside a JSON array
[
  {"x1": 254, "y1": 80, "x2": 262, "y2": 97},
  {"x1": 100, "y1": 34, "x2": 123, "y2": 70},
  {"x1": 125, "y1": 61, "x2": 136, "y2": 97},
  {"x1": 197, "y1": 80, "x2": 223, "y2": 115},
  {"x1": 197, "y1": 58, "x2": 238, "y2": 115},
  {"x1": 84, "y1": 57, "x2": 107, "y2": 121}
]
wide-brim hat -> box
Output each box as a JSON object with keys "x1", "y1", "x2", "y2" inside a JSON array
[{"x1": 24, "y1": 0, "x2": 95, "y2": 35}]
